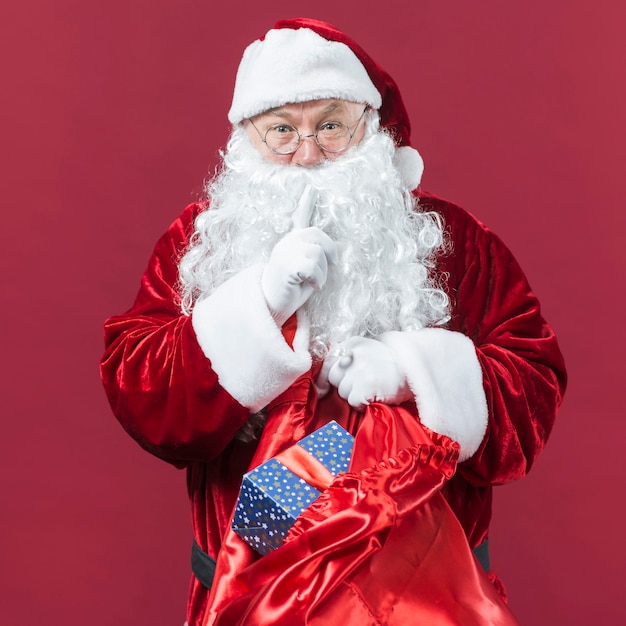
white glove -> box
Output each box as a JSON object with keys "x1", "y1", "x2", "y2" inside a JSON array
[
  {"x1": 325, "y1": 336, "x2": 412, "y2": 410},
  {"x1": 262, "y1": 186, "x2": 337, "y2": 326}
]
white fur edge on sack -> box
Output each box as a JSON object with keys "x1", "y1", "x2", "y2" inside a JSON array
[
  {"x1": 379, "y1": 328, "x2": 488, "y2": 461},
  {"x1": 191, "y1": 264, "x2": 312, "y2": 413}
]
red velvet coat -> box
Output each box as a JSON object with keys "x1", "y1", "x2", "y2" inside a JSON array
[{"x1": 100, "y1": 191, "x2": 566, "y2": 625}]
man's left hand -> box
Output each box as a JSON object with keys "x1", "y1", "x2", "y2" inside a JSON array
[{"x1": 324, "y1": 336, "x2": 412, "y2": 410}]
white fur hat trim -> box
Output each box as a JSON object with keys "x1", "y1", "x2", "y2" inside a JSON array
[{"x1": 228, "y1": 28, "x2": 382, "y2": 123}]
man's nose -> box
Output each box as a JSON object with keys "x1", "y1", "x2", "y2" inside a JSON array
[{"x1": 291, "y1": 134, "x2": 326, "y2": 166}]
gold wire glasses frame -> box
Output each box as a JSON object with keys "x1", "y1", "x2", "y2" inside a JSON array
[{"x1": 247, "y1": 106, "x2": 370, "y2": 155}]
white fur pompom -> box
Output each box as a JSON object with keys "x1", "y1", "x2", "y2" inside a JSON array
[{"x1": 393, "y1": 146, "x2": 424, "y2": 191}]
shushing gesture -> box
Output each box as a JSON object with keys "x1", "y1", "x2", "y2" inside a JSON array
[{"x1": 262, "y1": 186, "x2": 338, "y2": 325}]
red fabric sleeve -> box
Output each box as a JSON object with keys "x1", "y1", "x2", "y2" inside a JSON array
[
  {"x1": 100, "y1": 204, "x2": 251, "y2": 467},
  {"x1": 424, "y1": 193, "x2": 567, "y2": 486}
]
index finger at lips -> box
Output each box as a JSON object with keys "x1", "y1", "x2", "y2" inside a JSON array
[{"x1": 291, "y1": 185, "x2": 317, "y2": 230}]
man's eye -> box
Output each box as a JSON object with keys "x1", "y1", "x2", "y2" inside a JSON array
[
  {"x1": 320, "y1": 122, "x2": 340, "y2": 131},
  {"x1": 273, "y1": 125, "x2": 294, "y2": 134}
]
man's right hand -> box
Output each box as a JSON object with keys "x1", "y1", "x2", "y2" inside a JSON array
[{"x1": 261, "y1": 186, "x2": 337, "y2": 326}]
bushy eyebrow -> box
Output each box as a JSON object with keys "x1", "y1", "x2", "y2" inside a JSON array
[{"x1": 261, "y1": 101, "x2": 346, "y2": 120}]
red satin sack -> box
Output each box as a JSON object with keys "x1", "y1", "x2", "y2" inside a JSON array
[{"x1": 203, "y1": 403, "x2": 520, "y2": 626}]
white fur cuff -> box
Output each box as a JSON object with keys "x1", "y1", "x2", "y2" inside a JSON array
[
  {"x1": 192, "y1": 264, "x2": 312, "y2": 412},
  {"x1": 379, "y1": 329, "x2": 488, "y2": 461}
]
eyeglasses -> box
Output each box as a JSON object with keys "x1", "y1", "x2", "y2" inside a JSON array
[{"x1": 248, "y1": 106, "x2": 369, "y2": 155}]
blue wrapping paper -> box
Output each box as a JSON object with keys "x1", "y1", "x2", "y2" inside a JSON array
[{"x1": 232, "y1": 420, "x2": 354, "y2": 555}]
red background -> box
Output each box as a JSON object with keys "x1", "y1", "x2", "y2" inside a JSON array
[{"x1": 2, "y1": 1, "x2": 625, "y2": 623}]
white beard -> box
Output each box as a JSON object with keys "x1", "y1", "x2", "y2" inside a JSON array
[{"x1": 179, "y1": 120, "x2": 449, "y2": 357}]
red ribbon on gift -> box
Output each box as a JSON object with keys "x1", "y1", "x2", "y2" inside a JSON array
[{"x1": 275, "y1": 443, "x2": 335, "y2": 493}]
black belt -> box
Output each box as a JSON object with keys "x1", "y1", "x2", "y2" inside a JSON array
[
  {"x1": 191, "y1": 539, "x2": 216, "y2": 589},
  {"x1": 191, "y1": 538, "x2": 490, "y2": 590},
  {"x1": 473, "y1": 538, "x2": 491, "y2": 573}
]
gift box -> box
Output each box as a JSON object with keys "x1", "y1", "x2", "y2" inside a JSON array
[{"x1": 232, "y1": 420, "x2": 354, "y2": 555}]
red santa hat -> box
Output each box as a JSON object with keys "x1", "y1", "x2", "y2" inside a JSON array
[{"x1": 228, "y1": 18, "x2": 424, "y2": 190}]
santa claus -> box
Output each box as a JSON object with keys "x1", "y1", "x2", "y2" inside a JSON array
[{"x1": 101, "y1": 18, "x2": 566, "y2": 626}]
